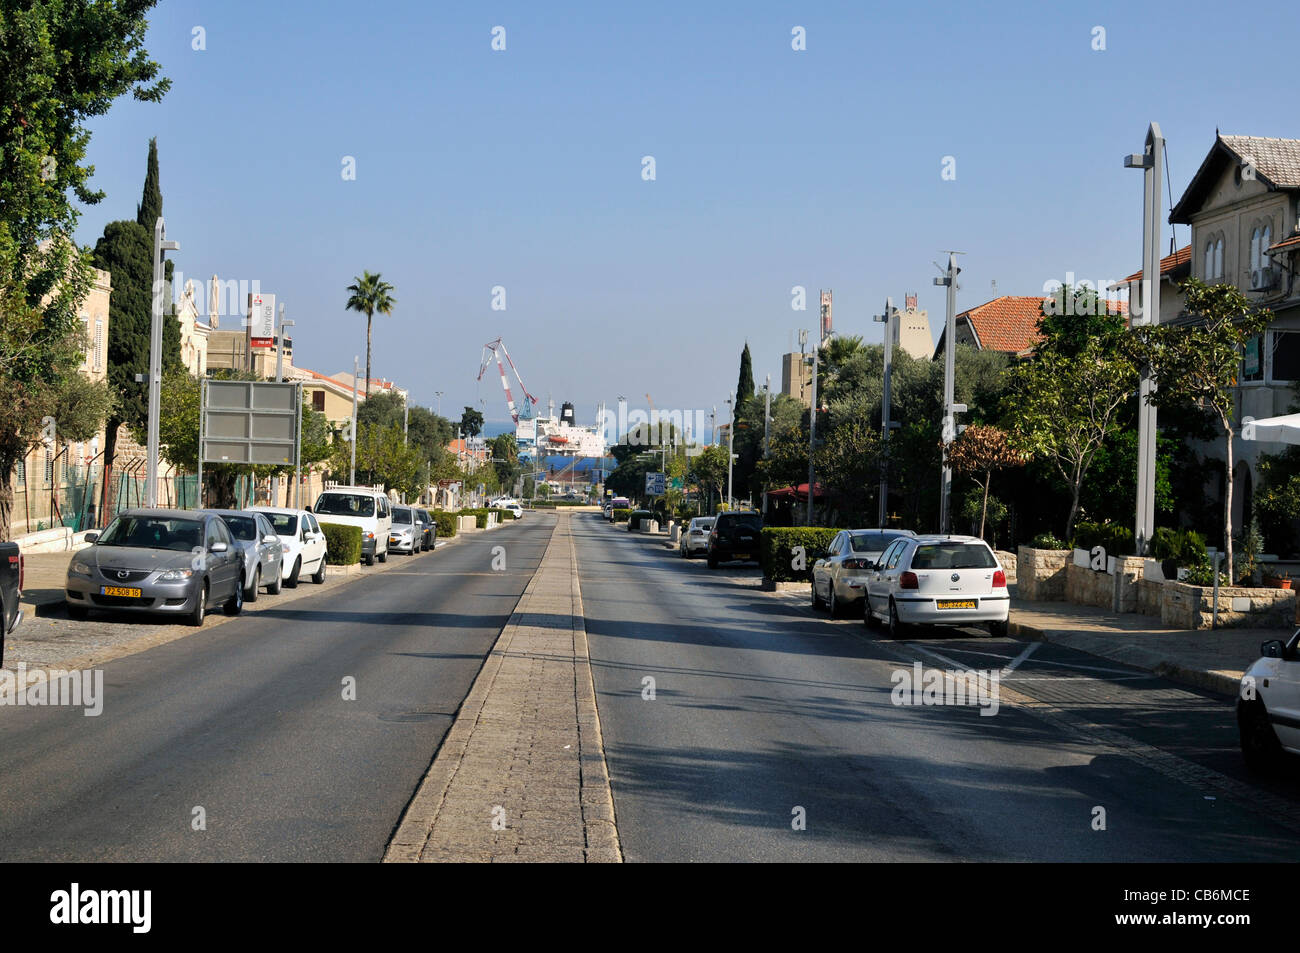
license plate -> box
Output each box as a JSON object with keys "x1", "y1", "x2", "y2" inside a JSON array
[
  {"x1": 936, "y1": 599, "x2": 976, "y2": 610},
  {"x1": 101, "y1": 586, "x2": 141, "y2": 598}
]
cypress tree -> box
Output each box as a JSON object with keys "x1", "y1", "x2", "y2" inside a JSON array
[{"x1": 737, "y1": 342, "x2": 755, "y2": 400}]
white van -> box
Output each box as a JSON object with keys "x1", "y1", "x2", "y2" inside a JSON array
[{"x1": 312, "y1": 486, "x2": 393, "y2": 566}]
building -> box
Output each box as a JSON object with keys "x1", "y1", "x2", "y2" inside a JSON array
[
  {"x1": 780, "y1": 351, "x2": 813, "y2": 407},
  {"x1": 894, "y1": 293, "x2": 933, "y2": 360},
  {"x1": 932, "y1": 294, "x2": 1124, "y2": 359}
]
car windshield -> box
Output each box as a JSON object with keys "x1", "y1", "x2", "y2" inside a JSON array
[
  {"x1": 264, "y1": 513, "x2": 298, "y2": 535},
  {"x1": 851, "y1": 532, "x2": 906, "y2": 553},
  {"x1": 315, "y1": 493, "x2": 374, "y2": 517},
  {"x1": 221, "y1": 516, "x2": 258, "y2": 541},
  {"x1": 393, "y1": 507, "x2": 413, "y2": 524},
  {"x1": 99, "y1": 516, "x2": 203, "y2": 552},
  {"x1": 910, "y1": 543, "x2": 997, "y2": 570}
]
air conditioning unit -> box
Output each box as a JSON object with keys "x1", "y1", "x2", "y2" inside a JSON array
[{"x1": 1251, "y1": 267, "x2": 1279, "y2": 291}]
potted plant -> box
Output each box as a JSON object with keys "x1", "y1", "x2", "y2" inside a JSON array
[{"x1": 1263, "y1": 569, "x2": 1292, "y2": 590}]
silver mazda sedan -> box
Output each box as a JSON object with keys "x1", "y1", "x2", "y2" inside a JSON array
[{"x1": 65, "y1": 509, "x2": 245, "y2": 626}]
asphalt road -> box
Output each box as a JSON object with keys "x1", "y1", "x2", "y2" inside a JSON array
[
  {"x1": 576, "y1": 514, "x2": 1300, "y2": 862},
  {"x1": 0, "y1": 514, "x2": 555, "y2": 861}
]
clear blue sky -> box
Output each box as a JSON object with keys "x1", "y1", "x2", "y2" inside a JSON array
[{"x1": 73, "y1": 0, "x2": 1298, "y2": 428}]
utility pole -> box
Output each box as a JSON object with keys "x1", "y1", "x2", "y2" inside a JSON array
[
  {"x1": 874, "y1": 297, "x2": 898, "y2": 526},
  {"x1": 271, "y1": 304, "x2": 294, "y2": 506},
  {"x1": 726, "y1": 391, "x2": 735, "y2": 508},
  {"x1": 807, "y1": 344, "x2": 819, "y2": 525},
  {"x1": 761, "y1": 375, "x2": 771, "y2": 517},
  {"x1": 146, "y1": 218, "x2": 179, "y2": 508},
  {"x1": 349, "y1": 355, "x2": 359, "y2": 485},
  {"x1": 1125, "y1": 123, "x2": 1164, "y2": 556},
  {"x1": 935, "y1": 253, "x2": 964, "y2": 534},
  {"x1": 434, "y1": 390, "x2": 444, "y2": 417}
]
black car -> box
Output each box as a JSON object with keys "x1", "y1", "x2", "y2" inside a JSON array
[
  {"x1": 1, "y1": 540, "x2": 23, "y2": 665},
  {"x1": 707, "y1": 511, "x2": 763, "y2": 568}
]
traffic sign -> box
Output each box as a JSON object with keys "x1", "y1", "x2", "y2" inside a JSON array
[{"x1": 645, "y1": 472, "x2": 666, "y2": 495}]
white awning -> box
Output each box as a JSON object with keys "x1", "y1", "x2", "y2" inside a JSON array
[{"x1": 1244, "y1": 413, "x2": 1300, "y2": 445}]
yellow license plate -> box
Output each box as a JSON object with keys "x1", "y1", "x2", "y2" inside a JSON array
[
  {"x1": 733, "y1": 553, "x2": 750, "y2": 560},
  {"x1": 101, "y1": 586, "x2": 141, "y2": 598},
  {"x1": 936, "y1": 599, "x2": 976, "y2": 610}
]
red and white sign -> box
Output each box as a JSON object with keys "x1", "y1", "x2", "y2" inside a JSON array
[{"x1": 248, "y1": 293, "x2": 276, "y2": 348}]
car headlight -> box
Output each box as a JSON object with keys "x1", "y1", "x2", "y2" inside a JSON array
[
  {"x1": 158, "y1": 568, "x2": 195, "y2": 581},
  {"x1": 70, "y1": 559, "x2": 92, "y2": 576}
]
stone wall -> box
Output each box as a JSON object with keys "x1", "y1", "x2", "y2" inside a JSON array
[
  {"x1": 1161, "y1": 582, "x2": 1296, "y2": 630},
  {"x1": 1065, "y1": 556, "x2": 1145, "y2": 612},
  {"x1": 1016, "y1": 547, "x2": 1068, "y2": 601},
  {"x1": 1138, "y1": 578, "x2": 1163, "y2": 617}
]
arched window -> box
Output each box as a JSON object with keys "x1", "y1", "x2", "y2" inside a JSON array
[
  {"x1": 1251, "y1": 227, "x2": 1262, "y2": 274},
  {"x1": 1205, "y1": 241, "x2": 1215, "y2": 279},
  {"x1": 1214, "y1": 237, "x2": 1224, "y2": 278}
]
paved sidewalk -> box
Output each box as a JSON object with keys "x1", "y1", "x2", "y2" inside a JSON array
[
  {"x1": 1009, "y1": 599, "x2": 1291, "y2": 696},
  {"x1": 385, "y1": 510, "x2": 621, "y2": 863}
]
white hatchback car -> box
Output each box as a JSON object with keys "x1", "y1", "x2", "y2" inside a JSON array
[
  {"x1": 864, "y1": 535, "x2": 1010, "y2": 637},
  {"x1": 1238, "y1": 630, "x2": 1300, "y2": 772},
  {"x1": 679, "y1": 516, "x2": 715, "y2": 558},
  {"x1": 247, "y1": 507, "x2": 328, "y2": 586}
]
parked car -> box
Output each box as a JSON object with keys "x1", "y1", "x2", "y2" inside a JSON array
[
  {"x1": 503, "y1": 502, "x2": 524, "y2": 520},
  {"x1": 863, "y1": 535, "x2": 1009, "y2": 637},
  {"x1": 389, "y1": 506, "x2": 423, "y2": 554},
  {"x1": 313, "y1": 486, "x2": 392, "y2": 565},
  {"x1": 812, "y1": 528, "x2": 917, "y2": 617},
  {"x1": 707, "y1": 511, "x2": 763, "y2": 568},
  {"x1": 204, "y1": 509, "x2": 284, "y2": 601},
  {"x1": 679, "y1": 516, "x2": 715, "y2": 558},
  {"x1": 1, "y1": 540, "x2": 24, "y2": 664},
  {"x1": 413, "y1": 508, "x2": 437, "y2": 548},
  {"x1": 247, "y1": 506, "x2": 328, "y2": 586},
  {"x1": 1238, "y1": 630, "x2": 1300, "y2": 772},
  {"x1": 65, "y1": 508, "x2": 244, "y2": 626}
]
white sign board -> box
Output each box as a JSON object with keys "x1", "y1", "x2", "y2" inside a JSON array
[
  {"x1": 645, "y1": 471, "x2": 666, "y2": 495},
  {"x1": 248, "y1": 293, "x2": 276, "y2": 348}
]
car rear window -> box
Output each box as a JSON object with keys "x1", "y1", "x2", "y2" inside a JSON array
[
  {"x1": 221, "y1": 516, "x2": 258, "y2": 541},
  {"x1": 910, "y1": 543, "x2": 997, "y2": 570},
  {"x1": 722, "y1": 514, "x2": 762, "y2": 531},
  {"x1": 393, "y1": 507, "x2": 413, "y2": 523},
  {"x1": 315, "y1": 493, "x2": 375, "y2": 517},
  {"x1": 264, "y1": 513, "x2": 298, "y2": 535},
  {"x1": 851, "y1": 532, "x2": 906, "y2": 553}
]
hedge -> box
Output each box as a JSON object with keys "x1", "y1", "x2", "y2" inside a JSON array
[
  {"x1": 457, "y1": 508, "x2": 490, "y2": 528},
  {"x1": 432, "y1": 511, "x2": 458, "y2": 538},
  {"x1": 1149, "y1": 527, "x2": 1206, "y2": 566},
  {"x1": 611, "y1": 508, "x2": 631, "y2": 523},
  {"x1": 628, "y1": 510, "x2": 653, "y2": 531},
  {"x1": 760, "y1": 527, "x2": 839, "y2": 582},
  {"x1": 490, "y1": 507, "x2": 517, "y2": 521},
  {"x1": 1071, "y1": 521, "x2": 1135, "y2": 557},
  {"x1": 320, "y1": 522, "x2": 362, "y2": 566}
]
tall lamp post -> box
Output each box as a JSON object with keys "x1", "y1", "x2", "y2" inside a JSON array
[
  {"x1": 270, "y1": 307, "x2": 294, "y2": 505},
  {"x1": 146, "y1": 217, "x2": 180, "y2": 508},
  {"x1": 761, "y1": 375, "x2": 771, "y2": 517},
  {"x1": 1125, "y1": 122, "x2": 1165, "y2": 556},
  {"x1": 725, "y1": 391, "x2": 735, "y2": 508},
  {"x1": 349, "y1": 355, "x2": 359, "y2": 485},
  {"x1": 934, "y1": 252, "x2": 964, "y2": 534},
  {"x1": 806, "y1": 343, "x2": 819, "y2": 525},
  {"x1": 873, "y1": 297, "x2": 900, "y2": 526}
]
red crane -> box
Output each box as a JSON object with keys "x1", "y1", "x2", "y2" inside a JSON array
[{"x1": 476, "y1": 337, "x2": 538, "y2": 424}]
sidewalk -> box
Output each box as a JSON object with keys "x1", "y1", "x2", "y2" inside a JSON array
[
  {"x1": 385, "y1": 510, "x2": 620, "y2": 863},
  {"x1": 1009, "y1": 599, "x2": 1289, "y2": 696}
]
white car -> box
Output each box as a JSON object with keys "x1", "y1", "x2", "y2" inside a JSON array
[
  {"x1": 679, "y1": 516, "x2": 714, "y2": 558},
  {"x1": 247, "y1": 506, "x2": 328, "y2": 586},
  {"x1": 864, "y1": 535, "x2": 1009, "y2": 637},
  {"x1": 312, "y1": 486, "x2": 392, "y2": 566},
  {"x1": 1238, "y1": 630, "x2": 1300, "y2": 772},
  {"x1": 504, "y1": 502, "x2": 523, "y2": 520},
  {"x1": 812, "y1": 528, "x2": 917, "y2": 617}
]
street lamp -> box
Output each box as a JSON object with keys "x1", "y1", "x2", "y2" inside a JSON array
[
  {"x1": 873, "y1": 297, "x2": 901, "y2": 526},
  {"x1": 146, "y1": 217, "x2": 179, "y2": 508},
  {"x1": 934, "y1": 252, "x2": 964, "y2": 534},
  {"x1": 725, "y1": 392, "x2": 735, "y2": 508},
  {"x1": 270, "y1": 308, "x2": 295, "y2": 505},
  {"x1": 434, "y1": 390, "x2": 444, "y2": 417}
]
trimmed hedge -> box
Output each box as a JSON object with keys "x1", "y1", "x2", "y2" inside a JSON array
[
  {"x1": 490, "y1": 507, "x2": 517, "y2": 521},
  {"x1": 457, "y1": 508, "x2": 490, "y2": 528},
  {"x1": 320, "y1": 522, "x2": 362, "y2": 566},
  {"x1": 611, "y1": 508, "x2": 631, "y2": 523},
  {"x1": 628, "y1": 510, "x2": 653, "y2": 531},
  {"x1": 1071, "y1": 521, "x2": 1135, "y2": 557},
  {"x1": 760, "y1": 527, "x2": 839, "y2": 582},
  {"x1": 432, "y1": 511, "x2": 458, "y2": 538}
]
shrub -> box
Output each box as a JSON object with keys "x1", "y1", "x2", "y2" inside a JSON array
[
  {"x1": 760, "y1": 527, "x2": 839, "y2": 582},
  {"x1": 489, "y1": 507, "x2": 516, "y2": 521},
  {"x1": 1071, "y1": 521, "x2": 1135, "y2": 557},
  {"x1": 628, "y1": 509, "x2": 653, "y2": 530},
  {"x1": 1150, "y1": 527, "x2": 1207, "y2": 566},
  {"x1": 458, "y1": 508, "x2": 490, "y2": 528},
  {"x1": 432, "y1": 511, "x2": 457, "y2": 538},
  {"x1": 320, "y1": 522, "x2": 362, "y2": 566},
  {"x1": 1184, "y1": 553, "x2": 1229, "y2": 588},
  {"x1": 612, "y1": 508, "x2": 631, "y2": 523},
  {"x1": 1029, "y1": 532, "x2": 1067, "y2": 550}
]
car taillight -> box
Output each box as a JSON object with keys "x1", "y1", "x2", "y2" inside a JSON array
[
  {"x1": 993, "y1": 569, "x2": 1006, "y2": 588},
  {"x1": 844, "y1": 558, "x2": 870, "y2": 570},
  {"x1": 900, "y1": 571, "x2": 919, "y2": 589},
  {"x1": 17, "y1": 554, "x2": 23, "y2": 594}
]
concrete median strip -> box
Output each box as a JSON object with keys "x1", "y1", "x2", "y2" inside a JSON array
[{"x1": 384, "y1": 510, "x2": 621, "y2": 863}]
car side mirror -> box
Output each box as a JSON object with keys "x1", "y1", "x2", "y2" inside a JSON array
[
  {"x1": 263, "y1": 534, "x2": 278, "y2": 544},
  {"x1": 304, "y1": 505, "x2": 313, "y2": 513},
  {"x1": 209, "y1": 541, "x2": 228, "y2": 553},
  {"x1": 83, "y1": 532, "x2": 100, "y2": 544},
  {"x1": 1262, "y1": 639, "x2": 1285, "y2": 659}
]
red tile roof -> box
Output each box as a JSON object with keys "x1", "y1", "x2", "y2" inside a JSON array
[
  {"x1": 1268, "y1": 234, "x2": 1300, "y2": 255},
  {"x1": 957, "y1": 296, "x2": 1047, "y2": 353},
  {"x1": 1118, "y1": 244, "x2": 1192, "y2": 284}
]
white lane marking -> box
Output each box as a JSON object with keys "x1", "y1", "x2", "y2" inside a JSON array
[
  {"x1": 913, "y1": 643, "x2": 1151, "y2": 678},
  {"x1": 1002, "y1": 641, "x2": 1038, "y2": 675}
]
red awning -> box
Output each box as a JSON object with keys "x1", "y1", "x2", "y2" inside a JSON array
[{"x1": 767, "y1": 482, "x2": 826, "y2": 501}]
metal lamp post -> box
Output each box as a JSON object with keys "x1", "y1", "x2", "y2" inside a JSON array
[
  {"x1": 725, "y1": 392, "x2": 735, "y2": 508},
  {"x1": 349, "y1": 355, "x2": 359, "y2": 485},
  {"x1": 146, "y1": 217, "x2": 180, "y2": 508},
  {"x1": 934, "y1": 252, "x2": 963, "y2": 534},
  {"x1": 270, "y1": 309, "x2": 295, "y2": 505},
  {"x1": 873, "y1": 297, "x2": 900, "y2": 526}
]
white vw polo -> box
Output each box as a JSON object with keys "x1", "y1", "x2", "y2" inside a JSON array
[{"x1": 864, "y1": 535, "x2": 1010, "y2": 637}]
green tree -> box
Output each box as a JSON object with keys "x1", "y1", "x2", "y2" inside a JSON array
[
  {"x1": 815, "y1": 416, "x2": 881, "y2": 525},
  {"x1": 1129, "y1": 279, "x2": 1273, "y2": 577},
  {"x1": 736, "y1": 342, "x2": 755, "y2": 401},
  {"x1": 946, "y1": 424, "x2": 1025, "y2": 540},
  {"x1": 491, "y1": 432, "x2": 520, "y2": 490},
  {"x1": 344, "y1": 271, "x2": 396, "y2": 399},
  {"x1": 357, "y1": 389, "x2": 405, "y2": 430},
  {"x1": 459, "y1": 405, "x2": 484, "y2": 438}
]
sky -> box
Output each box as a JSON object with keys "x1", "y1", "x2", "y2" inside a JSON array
[{"x1": 73, "y1": 0, "x2": 1299, "y2": 430}]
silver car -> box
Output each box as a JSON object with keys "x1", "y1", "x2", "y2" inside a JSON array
[
  {"x1": 204, "y1": 510, "x2": 284, "y2": 601},
  {"x1": 65, "y1": 509, "x2": 245, "y2": 626},
  {"x1": 812, "y1": 529, "x2": 917, "y2": 617},
  {"x1": 679, "y1": 517, "x2": 715, "y2": 558}
]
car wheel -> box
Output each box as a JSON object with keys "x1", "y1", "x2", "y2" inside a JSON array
[
  {"x1": 864, "y1": 600, "x2": 879, "y2": 629},
  {"x1": 67, "y1": 603, "x2": 88, "y2": 621},
  {"x1": 224, "y1": 573, "x2": 244, "y2": 615},
  {"x1": 829, "y1": 587, "x2": 841, "y2": 619},
  {"x1": 312, "y1": 558, "x2": 326, "y2": 584},
  {"x1": 267, "y1": 566, "x2": 282, "y2": 595},
  {"x1": 187, "y1": 581, "x2": 207, "y2": 627},
  {"x1": 811, "y1": 579, "x2": 824, "y2": 609},
  {"x1": 286, "y1": 557, "x2": 302, "y2": 587},
  {"x1": 1240, "y1": 701, "x2": 1283, "y2": 773},
  {"x1": 363, "y1": 554, "x2": 374, "y2": 567},
  {"x1": 245, "y1": 566, "x2": 260, "y2": 603},
  {"x1": 888, "y1": 599, "x2": 906, "y2": 638},
  {"x1": 707, "y1": 553, "x2": 719, "y2": 569},
  {"x1": 378, "y1": 549, "x2": 387, "y2": 563},
  {"x1": 988, "y1": 618, "x2": 1009, "y2": 638}
]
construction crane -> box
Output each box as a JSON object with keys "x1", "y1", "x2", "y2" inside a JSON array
[{"x1": 476, "y1": 337, "x2": 538, "y2": 424}]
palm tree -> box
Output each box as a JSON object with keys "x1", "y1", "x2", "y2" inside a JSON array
[{"x1": 345, "y1": 271, "x2": 397, "y2": 399}]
